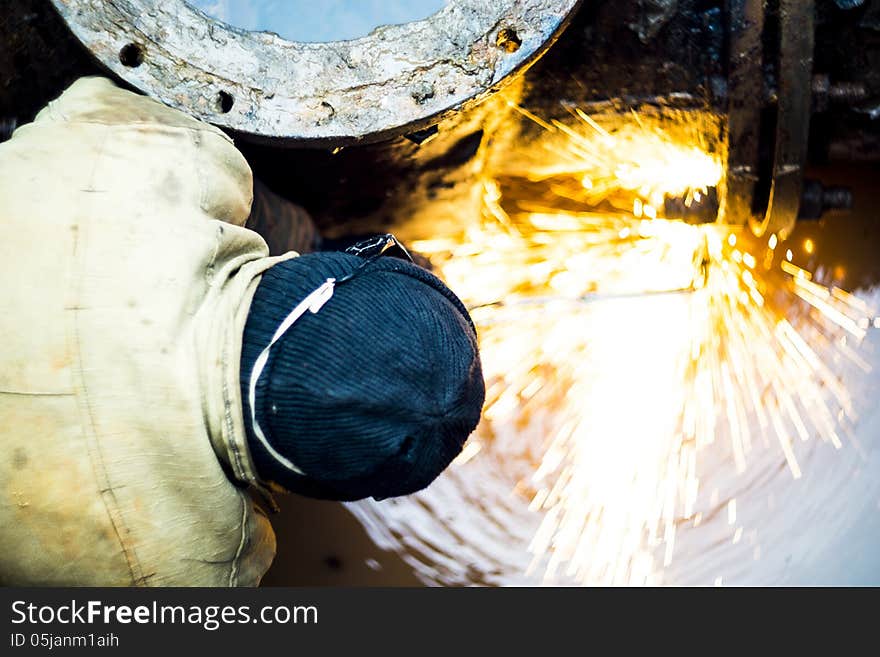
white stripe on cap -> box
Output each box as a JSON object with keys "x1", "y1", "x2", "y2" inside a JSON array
[{"x1": 247, "y1": 277, "x2": 337, "y2": 476}]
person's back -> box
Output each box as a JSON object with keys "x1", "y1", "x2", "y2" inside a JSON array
[
  {"x1": 0, "y1": 77, "x2": 484, "y2": 586},
  {"x1": 0, "y1": 76, "x2": 284, "y2": 585}
]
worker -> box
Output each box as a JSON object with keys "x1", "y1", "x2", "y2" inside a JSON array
[{"x1": 0, "y1": 77, "x2": 485, "y2": 586}]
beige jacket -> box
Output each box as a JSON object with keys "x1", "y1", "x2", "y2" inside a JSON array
[{"x1": 0, "y1": 77, "x2": 294, "y2": 586}]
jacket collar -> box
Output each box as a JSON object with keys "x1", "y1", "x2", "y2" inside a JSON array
[{"x1": 195, "y1": 244, "x2": 297, "y2": 493}]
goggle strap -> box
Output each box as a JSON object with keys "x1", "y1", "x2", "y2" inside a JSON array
[{"x1": 247, "y1": 277, "x2": 336, "y2": 476}]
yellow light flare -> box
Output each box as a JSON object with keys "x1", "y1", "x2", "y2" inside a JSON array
[
  {"x1": 507, "y1": 105, "x2": 723, "y2": 219},
  {"x1": 804, "y1": 238, "x2": 815, "y2": 255},
  {"x1": 400, "y1": 107, "x2": 875, "y2": 586}
]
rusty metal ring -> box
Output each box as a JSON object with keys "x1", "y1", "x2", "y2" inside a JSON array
[{"x1": 50, "y1": 0, "x2": 580, "y2": 145}]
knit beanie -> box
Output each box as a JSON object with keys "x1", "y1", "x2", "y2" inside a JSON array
[{"x1": 239, "y1": 251, "x2": 485, "y2": 501}]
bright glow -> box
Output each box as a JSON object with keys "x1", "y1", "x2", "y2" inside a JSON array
[
  {"x1": 508, "y1": 104, "x2": 723, "y2": 218},
  {"x1": 402, "y1": 107, "x2": 874, "y2": 585},
  {"x1": 804, "y1": 239, "x2": 815, "y2": 255}
]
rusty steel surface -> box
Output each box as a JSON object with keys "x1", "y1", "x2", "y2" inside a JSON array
[{"x1": 49, "y1": 0, "x2": 581, "y2": 145}]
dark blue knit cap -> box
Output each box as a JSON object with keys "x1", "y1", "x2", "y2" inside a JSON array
[{"x1": 240, "y1": 251, "x2": 485, "y2": 501}]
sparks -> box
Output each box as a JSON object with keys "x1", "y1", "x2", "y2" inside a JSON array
[{"x1": 396, "y1": 108, "x2": 875, "y2": 585}]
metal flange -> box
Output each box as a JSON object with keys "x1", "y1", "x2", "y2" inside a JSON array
[{"x1": 50, "y1": 0, "x2": 580, "y2": 145}]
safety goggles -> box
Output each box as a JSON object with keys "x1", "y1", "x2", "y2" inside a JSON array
[
  {"x1": 337, "y1": 233, "x2": 414, "y2": 281},
  {"x1": 247, "y1": 234, "x2": 414, "y2": 476}
]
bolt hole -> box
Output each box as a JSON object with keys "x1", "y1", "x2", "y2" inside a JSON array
[
  {"x1": 496, "y1": 27, "x2": 521, "y2": 53},
  {"x1": 118, "y1": 43, "x2": 144, "y2": 67},
  {"x1": 216, "y1": 91, "x2": 234, "y2": 113}
]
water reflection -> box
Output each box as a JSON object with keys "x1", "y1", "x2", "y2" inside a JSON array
[{"x1": 187, "y1": 0, "x2": 449, "y2": 42}]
